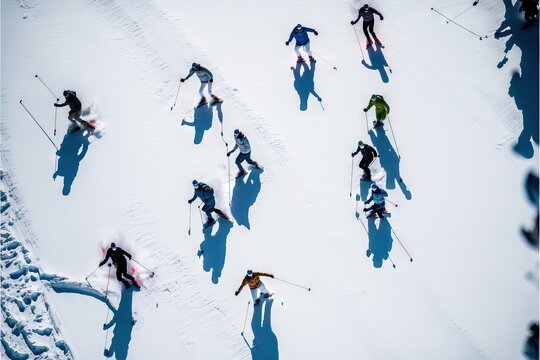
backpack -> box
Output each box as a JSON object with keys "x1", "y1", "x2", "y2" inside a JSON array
[{"x1": 199, "y1": 183, "x2": 214, "y2": 195}]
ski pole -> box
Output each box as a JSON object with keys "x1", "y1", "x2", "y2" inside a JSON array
[
  {"x1": 170, "y1": 81, "x2": 181, "y2": 111},
  {"x1": 188, "y1": 203, "x2": 192, "y2": 236},
  {"x1": 273, "y1": 277, "x2": 311, "y2": 291},
  {"x1": 387, "y1": 116, "x2": 401, "y2": 158},
  {"x1": 352, "y1": 26, "x2": 366, "y2": 61},
  {"x1": 198, "y1": 203, "x2": 204, "y2": 226},
  {"x1": 364, "y1": 112, "x2": 369, "y2": 134},
  {"x1": 85, "y1": 265, "x2": 101, "y2": 286},
  {"x1": 34, "y1": 74, "x2": 59, "y2": 100},
  {"x1": 446, "y1": 3, "x2": 475, "y2": 23},
  {"x1": 349, "y1": 157, "x2": 354, "y2": 197},
  {"x1": 318, "y1": 100, "x2": 325, "y2": 111},
  {"x1": 103, "y1": 264, "x2": 112, "y2": 356},
  {"x1": 311, "y1": 51, "x2": 337, "y2": 70},
  {"x1": 240, "y1": 300, "x2": 251, "y2": 335},
  {"x1": 386, "y1": 199, "x2": 399, "y2": 207},
  {"x1": 431, "y1": 8, "x2": 487, "y2": 40},
  {"x1": 388, "y1": 255, "x2": 397, "y2": 269},
  {"x1": 54, "y1": 106, "x2": 58, "y2": 136},
  {"x1": 391, "y1": 227, "x2": 413, "y2": 262},
  {"x1": 226, "y1": 144, "x2": 231, "y2": 206},
  {"x1": 132, "y1": 259, "x2": 155, "y2": 277},
  {"x1": 19, "y1": 100, "x2": 58, "y2": 151}
]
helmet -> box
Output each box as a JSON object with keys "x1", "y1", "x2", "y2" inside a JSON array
[
  {"x1": 358, "y1": 141, "x2": 364, "y2": 147},
  {"x1": 370, "y1": 183, "x2": 379, "y2": 190},
  {"x1": 234, "y1": 129, "x2": 240, "y2": 136},
  {"x1": 363, "y1": 4, "x2": 369, "y2": 8},
  {"x1": 63, "y1": 90, "x2": 69, "y2": 97},
  {"x1": 371, "y1": 94, "x2": 378, "y2": 101},
  {"x1": 111, "y1": 242, "x2": 117, "y2": 249},
  {"x1": 296, "y1": 23, "x2": 302, "y2": 29},
  {"x1": 247, "y1": 269, "x2": 253, "y2": 277},
  {"x1": 192, "y1": 180, "x2": 199, "y2": 187},
  {"x1": 192, "y1": 63, "x2": 199, "y2": 69}
]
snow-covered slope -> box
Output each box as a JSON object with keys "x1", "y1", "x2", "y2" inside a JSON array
[{"x1": 1, "y1": 0, "x2": 538, "y2": 359}]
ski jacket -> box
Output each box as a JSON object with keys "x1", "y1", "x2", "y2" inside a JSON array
[
  {"x1": 237, "y1": 272, "x2": 273, "y2": 292},
  {"x1": 365, "y1": 95, "x2": 390, "y2": 114},
  {"x1": 353, "y1": 144, "x2": 378, "y2": 159},
  {"x1": 55, "y1": 91, "x2": 82, "y2": 112},
  {"x1": 367, "y1": 188, "x2": 388, "y2": 205},
  {"x1": 353, "y1": 6, "x2": 383, "y2": 23},
  {"x1": 100, "y1": 247, "x2": 132, "y2": 267},
  {"x1": 189, "y1": 183, "x2": 215, "y2": 203},
  {"x1": 287, "y1": 26, "x2": 317, "y2": 46},
  {"x1": 231, "y1": 135, "x2": 251, "y2": 154},
  {"x1": 184, "y1": 65, "x2": 213, "y2": 83}
]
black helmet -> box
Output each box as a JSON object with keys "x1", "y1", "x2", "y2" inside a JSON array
[{"x1": 63, "y1": 90, "x2": 69, "y2": 97}]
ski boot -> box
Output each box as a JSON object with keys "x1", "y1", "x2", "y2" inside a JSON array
[
  {"x1": 373, "y1": 120, "x2": 384, "y2": 128},
  {"x1": 309, "y1": 55, "x2": 316, "y2": 63},
  {"x1": 236, "y1": 170, "x2": 246, "y2": 179},
  {"x1": 263, "y1": 292, "x2": 274, "y2": 298},
  {"x1": 132, "y1": 280, "x2": 141, "y2": 289},
  {"x1": 296, "y1": 56, "x2": 305, "y2": 63},
  {"x1": 361, "y1": 173, "x2": 371, "y2": 181},
  {"x1": 203, "y1": 217, "x2": 216, "y2": 229},
  {"x1": 210, "y1": 95, "x2": 223, "y2": 106},
  {"x1": 70, "y1": 125, "x2": 81, "y2": 134},
  {"x1": 374, "y1": 37, "x2": 382, "y2": 45},
  {"x1": 195, "y1": 97, "x2": 208, "y2": 109},
  {"x1": 366, "y1": 39, "x2": 373, "y2": 48}
]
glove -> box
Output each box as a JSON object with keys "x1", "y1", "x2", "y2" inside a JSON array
[
  {"x1": 363, "y1": 208, "x2": 368, "y2": 212},
  {"x1": 270, "y1": 274, "x2": 274, "y2": 278},
  {"x1": 363, "y1": 108, "x2": 367, "y2": 112},
  {"x1": 99, "y1": 261, "x2": 104, "y2": 267},
  {"x1": 314, "y1": 31, "x2": 318, "y2": 36},
  {"x1": 210, "y1": 79, "x2": 213, "y2": 83},
  {"x1": 180, "y1": 78, "x2": 185, "y2": 83},
  {"x1": 235, "y1": 291, "x2": 239, "y2": 296},
  {"x1": 188, "y1": 199, "x2": 193, "y2": 204},
  {"x1": 380, "y1": 16, "x2": 384, "y2": 20},
  {"x1": 128, "y1": 254, "x2": 132, "y2": 260},
  {"x1": 285, "y1": 41, "x2": 289, "y2": 46},
  {"x1": 103, "y1": 324, "x2": 107, "y2": 330},
  {"x1": 351, "y1": 20, "x2": 356, "y2": 25},
  {"x1": 226, "y1": 152, "x2": 230, "y2": 157},
  {"x1": 54, "y1": 103, "x2": 59, "y2": 107},
  {"x1": 351, "y1": 153, "x2": 354, "y2": 157}
]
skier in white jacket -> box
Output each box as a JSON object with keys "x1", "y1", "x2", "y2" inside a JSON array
[
  {"x1": 181, "y1": 63, "x2": 221, "y2": 106},
  {"x1": 227, "y1": 129, "x2": 261, "y2": 178}
]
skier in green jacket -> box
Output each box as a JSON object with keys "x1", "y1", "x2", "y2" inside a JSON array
[{"x1": 363, "y1": 94, "x2": 390, "y2": 128}]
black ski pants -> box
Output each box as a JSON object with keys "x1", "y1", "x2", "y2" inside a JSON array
[
  {"x1": 363, "y1": 20, "x2": 376, "y2": 41},
  {"x1": 116, "y1": 263, "x2": 136, "y2": 287},
  {"x1": 359, "y1": 155, "x2": 374, "y2": 177}
]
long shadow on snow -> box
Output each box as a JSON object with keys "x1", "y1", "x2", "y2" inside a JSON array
[
  {"x1": 291, "y1": 61, "x2": 322, "y2": 111},
  {"x1": 366, "y1": 217, "x2": 393, "y2": 268},
  {"x1": 495, "y1": 0, "x2": 539, "y2": 158},
  {"x1": 231, "y1": 169, "x2": 262, "y2": 229},
  {"x1": 181, "y1": 103, "x2": 214, "y2": 144},
  {"x1": 52, "y1": 129, "x2": 91, "y2": 196},
  {"x1": 369, "y1": 126, "x2": 411, "y2": 199},
  {"x1": 362, "y1": 43, "x2": 390, "y2": 83},
  {"x1": 244, "y1": 298, "x2": 279, "y2": 360},
  {"x1": 103, "y1": 288, "x2": 138, "y2": 360},
  {"x1": 199, "y1": 218, "x2": 233, "y2": 284}
]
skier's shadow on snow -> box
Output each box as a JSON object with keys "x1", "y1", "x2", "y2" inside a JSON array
[
  {"x1": 366, "y1": 217, "x2": 393, "y2": 268},
  {"x1": 495, "y1": 0, "x2": 539, "y2": 159},
  {"x1": 362, "y1": 43, "x2": 390, "y2": 83},
  {"x1": 291, "y1": 61, "x2": 322, "y2": 111},
  {"x1": 244, "y1": 298, "x2": 279, "y2": 360},
  {"x1": 181, "y1": 104, "x2": 213, "y2": 144},
  {"x1": 231, "y1": 169, "x2": 263, "y2": 229},
  {"x1": 199, "y1": 218, "x2": 233, "y2": 284},
  {"x1": 369, "y1": 127, "x2": 411, "y2": 199},
  {"x1": 52, "y1": 129, "x2": 91, "y2": 196},
  {"x1": 103, "y1": 287, "x2": 138, "y2": 360}
]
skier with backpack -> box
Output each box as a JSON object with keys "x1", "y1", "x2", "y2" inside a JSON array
[
  {"x1": 351, "y1": 4, "x2": 384, "y2": 47},
  {"x1": 352, "y1": 140, "x2": 378, "y2": 180},
  {"x1": 188, "y1": 180, "x2": 230, "y2": 228},
  {"x1": 235, "y1": 269, "x2": 274, "y2": 305},
  {"x1": 181, "y1": 63, "x2": 222, "y2": 108},
  {"x1": 54, "y1": 90, "x2": 90, "y2": 132},
  {"x1": 285, "y1": 24, "x2": 319, "y2": 63},
  {"x1": 226, "y1": 129, "x2": 261, "y2": 178},
  {"x1": 364, "y1": 94, "x2": 390, "y2": 128},
  {"x1": 364, "y1": 183, "x2": 389, "y2": 218},
  {"x1": 98, "y1": 243, "x2": 140, "y2": 289}
]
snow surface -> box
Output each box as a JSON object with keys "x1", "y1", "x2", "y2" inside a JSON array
[{"x1": 1, "y1": 0, "x2": 538, "y2": 359}]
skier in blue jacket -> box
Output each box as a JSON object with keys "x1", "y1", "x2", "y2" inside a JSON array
[
  {"x1": 285, "y1": 24, "x2": 318, "y2": 63},
  {"x1": 188, "y1": 180, "x2": 229, "y2": 228}
]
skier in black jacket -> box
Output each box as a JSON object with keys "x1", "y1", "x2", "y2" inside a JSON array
[
  {"x1": 352, "y1": 140, "x2": 378, "y2": 180},
  {"x1": 99, "y1": 243, "x2": 140, "y2": 289},
  {"x1": 54, "y1": 90, "x2": 86, "y2": 131},
  {"x1": 351, "y1": 4, "x2": 384, "y2": 47}
]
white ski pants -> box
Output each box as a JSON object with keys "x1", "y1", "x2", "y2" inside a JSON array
[
  {"x1": 199, "y1": 81, "x2": 213, "y2": 97},
  {"x1": 294, "y1": 42, "x2": 312, "y2": 57},
  {"x1": 250, "y1": 281, "x2": 271, "y2": 301}
]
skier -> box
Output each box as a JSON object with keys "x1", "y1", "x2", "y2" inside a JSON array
[
  {"x1": 351, "y1": 140, "x2": 378, "y2": 180},
  {"x1": 519, "y1": 0, "x2": 539, "y2": 25},
  {"x1": 98, "y1": 243, "x2": 140, "y2": 289},
  {"x1": 54, "y1": 90, "x2": 87, "y2": 132},
  {"x1": 364, "y1": 94, "x2": 390, "y2": 128},
  {"x1": 363, "y1": 183, "x2": 389, "y2": 218},
  {"x1": 188, "y1": 180, "x2": 229, "y2": 228},
  {"x1": 351, "y1": 4, "x2": 384, "y2": 47},
  {"x1": 523, "y1": 322, "x2": 539, "y2": 360},
  {"x1": 235, "y1": 269, "x2": 274, "y2": 305},
  {"x1": 285, "y1": 24, "x2": 319, "y2": 63},
  {"x1": 180, "y1": 63, "x2": 222, "y2": 108},
  {"x1": 226, "y1": 129, "x2": 261, "y2": 178}
]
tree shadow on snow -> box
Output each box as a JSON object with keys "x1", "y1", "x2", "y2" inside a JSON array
[
  {"x1": 181, "y1": 104, "x2": 214, "y2": 144},
  {"x1": 369, "y1": 127, "x2": 411, "y2": 199},
  {"x1": 199, "y1": 218, "x2": 233, "y2": 284},
  {"x1": 244, "y1": 298, "x2": 279, "y2": 360},
  {"x1": 291, "y1": 61, "x2": 322, "y2": 111},
  {"x1": 362, "y1": 43, "x2": 391, "y2": 83},
  {"x1": 103, "y1": 287, "x2": 138, "y2": 360},
  {"x1": 495, "y1": 0, "x2": 539, "y2": 158},
  {"x1": 231, "y1": 169, "x2": 263, "y2": 229},
  {"x1": 52, "y1": 129, "x2": 91, "y2": 196},
  {"x1": 366, "y1": 217, "x2": 393, "y2": 268}
]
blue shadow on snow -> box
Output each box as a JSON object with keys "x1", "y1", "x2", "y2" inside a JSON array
[
  {"x1": 362, "y1": 42, "x2": 390, "y2": 83},
  {"x1": 291, "y1": 61, "x2": 322, "y2": 111},
  {"x1": 52, "y1": 129, "x2": 91, "y2": 196},
  {"x1": 103, "y1": 288, "x2": 138, "y2": 360},
  {"x1": 181, "y1": 103, "x2": 214, "y2": 145},
  {"x1": 199, "y1": 218, "x2": 233, "y2": 284},
  {"x1": 366, "y1": 217, "x2": 393, "y2": 268},
  {"x1": 243, "y1": 298, "x2": 279, "y2": 360},
  {"x1": 231, "y1": 169, "x2": 263, "y2": 229}
]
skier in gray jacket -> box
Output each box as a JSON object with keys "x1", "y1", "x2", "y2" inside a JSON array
[
  {"x1": 181, "y1": 63, "x2": 221, "y2": 106},
  {"x1": 364, "y1": 183, "x2": 389, "y2": 218},
  {"x1": 226, "y1": 129, "x2": 261, "y2": 178}
]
